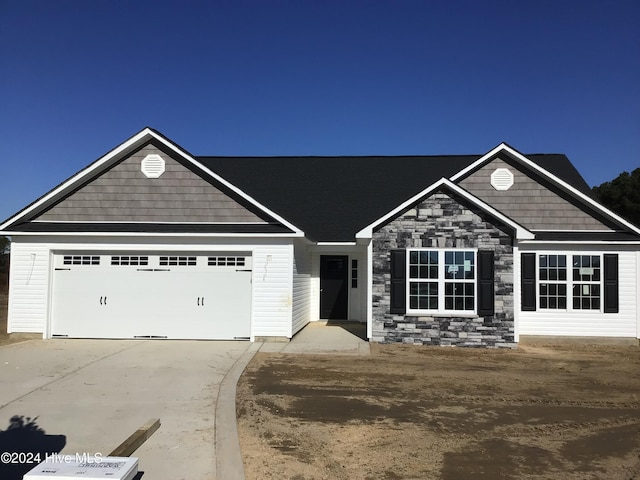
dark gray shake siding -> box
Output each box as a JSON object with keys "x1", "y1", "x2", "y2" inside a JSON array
[
  {"x1": 372, "y1": 191, "x2": 516, "y2": 348},
  {"x1": 38, "y1": 144, "x2": 266, "y2": 223}
]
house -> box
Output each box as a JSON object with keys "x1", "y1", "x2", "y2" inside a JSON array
[{"x1": 1, "y1": 128, "x2": 639, "y2": 346}]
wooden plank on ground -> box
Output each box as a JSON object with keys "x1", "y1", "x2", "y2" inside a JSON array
[{"x1": 109, "y1": 418, "x2": 161, "y2": 457}]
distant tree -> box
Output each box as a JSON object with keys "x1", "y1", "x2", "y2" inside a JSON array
[
  {"x1": 0, "y1": 236, "x2": 8, "y2": 255},
  {"x1": 592, "y1": 168, "x2": 640, "y2": 227}
]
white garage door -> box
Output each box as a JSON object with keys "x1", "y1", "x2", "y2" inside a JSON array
[{"x1": 51, "y1": 253, "x2": 252, "y2": 340}]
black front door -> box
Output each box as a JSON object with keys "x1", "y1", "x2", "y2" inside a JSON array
[{"x1": 320, "y1": 255, "x2": 348, "y2": 319}]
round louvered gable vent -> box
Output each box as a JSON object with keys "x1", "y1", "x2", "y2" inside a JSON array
[
  {"x1": 490, "y1": 168, "x2": 514, "y2": 191},
  {"x1": 141, "y1": 154, "x2": 165, "y2": 178}
]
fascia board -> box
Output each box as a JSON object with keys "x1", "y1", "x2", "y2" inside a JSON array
[
  {"x1": 316, "y1": 242, "x2": 358, "y2": 246},
  {"x1": 356, "y1": 178, "x2": 534, "y2": 240},
  {"x1": 4, "y1": 230, "x2": 305, "y2": 238},
  {"x1": 0, "y1": 128, "x2": 306, "y2": 237},
  {"x1": 518, "y1": 240, "x2": 640, "y2": 246},
  {"x1": 451, "y1": 143, "x2": 640, "y2": 236},
  {"x1": 449, "y1": 143, "x2": 507, "y2": 183}
]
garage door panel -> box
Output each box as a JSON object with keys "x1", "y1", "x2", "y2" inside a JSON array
[{"x1": 51, "y1": 253, "x2": 252, "y2": 340}]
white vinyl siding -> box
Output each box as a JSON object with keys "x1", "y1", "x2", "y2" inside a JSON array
[
  {"x1": 292, "y1": 242, "x2": 311, "y2": 335},
  {"x1": 519, "y1": 250, "x2": 638, "y2": 337},
  {"x1": 7, "y1": 237, "x2": 296, "y2": 340},
  {"x1": 251, "y1": 244, "x2": 293, "y2": 338},
  {"x1": 7, "y1": 242, "x2": 50, "y2": 334}
]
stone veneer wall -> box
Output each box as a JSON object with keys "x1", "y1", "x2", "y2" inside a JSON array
[{"x1": 372, "y1": 191, "x2": 516, "y2": 348}]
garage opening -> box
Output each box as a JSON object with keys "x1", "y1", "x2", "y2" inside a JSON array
[{"x1": 51, "y1": 253, "x2": 252, "y2": 340}]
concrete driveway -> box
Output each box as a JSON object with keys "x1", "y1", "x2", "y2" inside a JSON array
[{"x1": 0, "y1": 339, "x2": 255, "y2": 479}]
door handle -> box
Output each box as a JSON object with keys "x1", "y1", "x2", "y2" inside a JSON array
[
  {"x1": 201, "y1": 297, "x2": 204, "y2": 306},
  {"x1": 100, "y1": 296, "x2": 102, "y2": 305},
  {"x1": 197, "y1": 297, "x2": 200, "y2": 306},
  {"x1": 104, "y1": 296, "x2": 107, "y2": 306}
]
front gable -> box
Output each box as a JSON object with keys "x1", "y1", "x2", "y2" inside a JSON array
[
  {"x1": 451, "y1": 144, "x2": 640, "y2": 236},
  {"x1": 0, "y1": 128, "x2": 303, "y2": 236},
  {"x1": 34, "y1": 143, "x2": 267, "y2": 224},
  {"x1": 457, "y1": 155, "x2": 613, "y2": 231},
  {"x1": 357, "y1": 178, "x2": 534, "y2": 241}
]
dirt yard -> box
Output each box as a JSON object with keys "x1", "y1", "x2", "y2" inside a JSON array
[{"x1": 237, "y1": 343, "x2": 640, "y2": 480}]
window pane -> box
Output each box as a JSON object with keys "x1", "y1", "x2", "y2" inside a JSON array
[
  {"x1": 409, "y1": 249, "x2": 438, "y2": 279},
  {"x1": 409, "y1": 281, "x2": 438, "y2": 311},
  {"x1": 572, "y1": 255, "x2": 600, "y2": 283},
  {"x1": 445, "y1": 250, "x2": 474, "y2": 280},
  {"x1": 540, "y1": 281, "x2": 567, "y2": 310},
  {"x1": 444, "y1": 281, "x2": 475, "y2": 311},
  {"x1": 572, "y1": 282, "x2": 600, "y2": 310}
]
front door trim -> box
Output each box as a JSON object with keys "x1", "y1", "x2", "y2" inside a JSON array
[{"x1": 320, "y1": 254, "x2": 349, "y2": 320}]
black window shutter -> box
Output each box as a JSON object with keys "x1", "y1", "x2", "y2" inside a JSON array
[
  {"x1": 390, "y1": 249, "x2": 406, "y2": 314},
  {"x1": 521, "y1": 253, "x2": 536, "y2": 311},
  {"x1": 477, "y1": 250, "x2": 495, "y2": 316},
  {"x1": 603, "y1": 254, "x2": 619, "y2": 313}
]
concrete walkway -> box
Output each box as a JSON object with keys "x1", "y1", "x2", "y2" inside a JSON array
[{"x1": 260, "y1": 321, "x2": 371, "y2": 355}]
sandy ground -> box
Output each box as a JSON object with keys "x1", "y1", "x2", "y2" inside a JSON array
[{"x1": 237, "y1": 343, "x2": 640, "y2": 480}]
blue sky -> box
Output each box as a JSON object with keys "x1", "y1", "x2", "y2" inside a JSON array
[{"x1": 1, "y1": 0, "x2": 638, "y2": 222}]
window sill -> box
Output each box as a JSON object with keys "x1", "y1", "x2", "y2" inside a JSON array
[
  {"x1": 405, "y1": 312, "x2": 479, "y2": 318},
  {"x1": 536, "y1": 309, "x2": 605, "y2": 314}
]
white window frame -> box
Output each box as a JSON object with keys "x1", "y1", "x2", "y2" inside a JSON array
[
  {"x1": 536, "y1": 252, "x2": 604, "y2": 312},
  {"x1": 406, "y1": 248, "x2": 477, "y2": 315}
]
